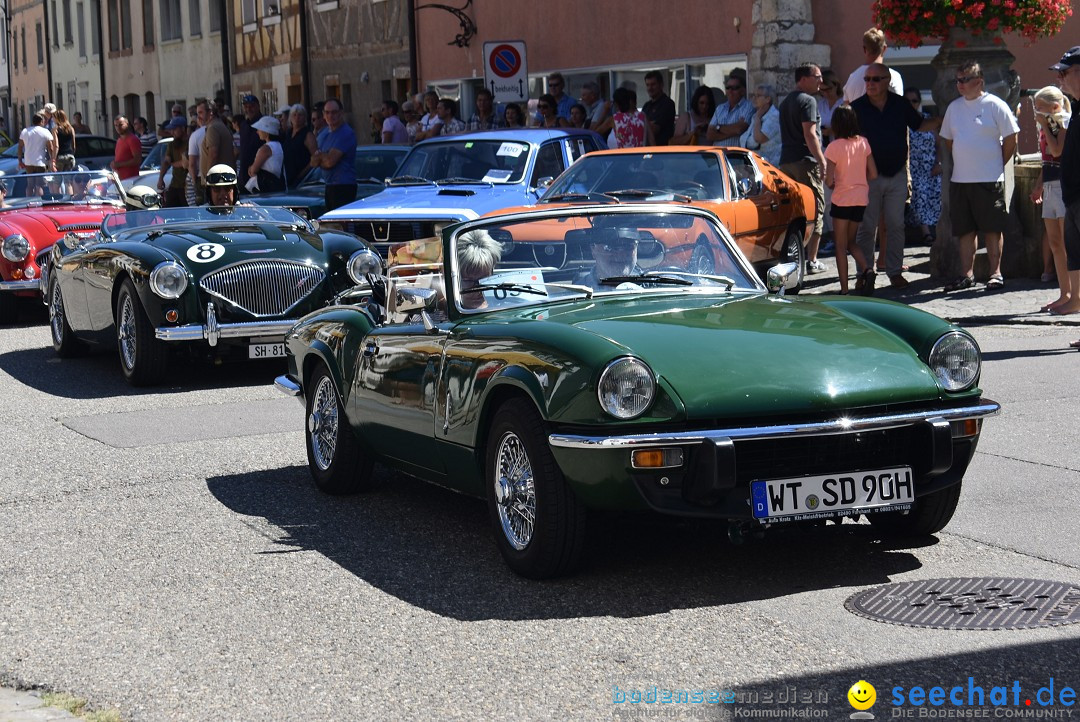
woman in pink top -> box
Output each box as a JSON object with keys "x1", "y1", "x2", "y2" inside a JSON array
[{"x1": 824, "y1": 106, "x2": 878, "y2": 295}]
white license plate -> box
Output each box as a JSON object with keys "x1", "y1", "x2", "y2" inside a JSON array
[
  {"x1": 249, "y1": 343, "x2": 286, "y2": 359},
  {"x1": 751, "y1": 467, "x2": 914, "y2": 522}
]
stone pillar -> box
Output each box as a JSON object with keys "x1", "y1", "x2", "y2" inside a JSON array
[{"x1": 751, "y1": 0, "x2": 831, "y2": 95}]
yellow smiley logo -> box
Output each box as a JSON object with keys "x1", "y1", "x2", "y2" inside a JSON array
[{"x1": 848, "y1": 680, "x2": 877, "y2": 710}]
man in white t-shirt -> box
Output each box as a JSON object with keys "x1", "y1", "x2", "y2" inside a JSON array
[
  {"x1": 939, "y1": 60, "x2": 1020, "y2": 292},
  {"x1": 188, "y1": 101, "x2": 209, "y2": 205},
  {"x1": 844, "y1": 27, "x2": 904, "y2": 102},
  {"x1": 19, "y1": 112, "x2": 56, "y2": 172}
]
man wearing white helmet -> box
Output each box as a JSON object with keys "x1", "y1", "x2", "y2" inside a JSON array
[{"x1": 204, "y1": 163, "x2": 240, "y2": 207}]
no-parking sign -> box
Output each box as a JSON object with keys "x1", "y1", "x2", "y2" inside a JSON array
[{"x1": 483, "y1": 41, "x2": 528, "y2": 104}]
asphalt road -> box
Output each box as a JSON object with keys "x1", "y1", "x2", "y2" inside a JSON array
[{"x1": 1, "y1": 300, "x2": 1078, "y2": 721}]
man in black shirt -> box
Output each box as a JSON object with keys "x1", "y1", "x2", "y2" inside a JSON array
[
  {"x1": 236, "y1": 94, "x2": 265, "y2": 194},
  {"x1": 1051, "y1": 46, "x2": 1080, "y2": 343},
  {"x1": 642, "y1": 70, "x2": 676, "y2": 146},
  {"x1": 779, "y1": 63, "x2": 827, "y2": 274},
  {"x1": 851, "y1": 63, "x2": 941, "y2": 288}
]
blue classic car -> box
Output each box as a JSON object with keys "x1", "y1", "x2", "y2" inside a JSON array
[{"x1": 318, "y1": 129, "x2": 604, "y2": 257}]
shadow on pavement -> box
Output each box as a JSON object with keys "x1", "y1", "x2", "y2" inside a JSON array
[
  {"x1": 0, "y1": 343, "x2": 285, "y2": 399},
  {"x1": 207, "y1": 464, "x2": 928, "y2": 621},
  {"x1": 719, "y1": 639, "x2": 1080, "y2": 716}
]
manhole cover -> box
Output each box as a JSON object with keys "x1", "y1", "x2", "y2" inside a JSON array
[{"x1": 845, "y1": 577, "x2": 1080, "y2": 630}]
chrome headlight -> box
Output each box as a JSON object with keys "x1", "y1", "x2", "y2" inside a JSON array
[
  {"x1": 929, "y1": 331, "x2": 980, "y2": 391},
  {"x1": 347, "y1": 248, "x2": 383, "y2": 284},
  {"x1": 598, "y1": 357, "x2": 656, "y2": 419},
  {"x1": 2, "y1": 234, "x2": 29, "y2": 262},
  {"x1": 149, "y1": 262, "x2": 189, "y2": 299}
]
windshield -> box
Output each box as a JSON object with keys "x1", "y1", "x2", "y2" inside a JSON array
[
  {"x1": 103, "y1": 205, "x2": 309, "y2": 235},
  {"x1": 1, "y1": 170, "x2": 124, "y2": 208},
  {"x1": 140, "y1": 139, "x2": 172, "y2": 171},
  {"x1": 543, "y1": 152, "x2": 727, "y2": 202},
  {"x1": 357, "y1": 148, "x2": 407, "y2": 183},
  {"x1": 393, "y1": 139, "x2": 531, "y2": 184},
  {"x1": 436, "y1": 209, "x2": 759, "y2": 315}
]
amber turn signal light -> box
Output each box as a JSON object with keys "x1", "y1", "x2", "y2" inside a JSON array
[
  {"x1": 631, "y1": 448, "x2": 684, "y2": 469},
  {"x1": 950, "y1": 418, "x2": 980, "y2": 438}
]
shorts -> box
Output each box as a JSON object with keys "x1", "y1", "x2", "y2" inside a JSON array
[
  {"x1": 1042, "y1": 180, "x2": 1066, "y2": 220},
  {"x1": 830, "y1": 204, "x2": 866, "y2": 222},
  {"x1": 950, "y1": 181, "x2": 1008, "y2": 236},
  {"x1": 780, "y1": 158, "x2": 824, "y2": 236}
]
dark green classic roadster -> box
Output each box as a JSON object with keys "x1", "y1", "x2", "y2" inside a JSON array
[
  {"x1": 275, "y1": 204, "x2": 999, "y2": 579},
  {"x1": 47, "y1": 206, "x2": 380, "y2": 385}
]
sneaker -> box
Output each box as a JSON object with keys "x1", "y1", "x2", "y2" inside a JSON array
[{"x1": 806, "y1": 259, "x2": 826, "y2": 274}]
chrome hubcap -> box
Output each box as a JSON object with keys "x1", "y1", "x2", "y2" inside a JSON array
[
  {"x1": 494, "y1": 431, "x2": 535, "y2": 550},
  {"x1": 118, "y1": 296, "x2": 136, "y2": 370},
  {"x1": 309, "y1": 377, "x2": 339, "y2": 472}
]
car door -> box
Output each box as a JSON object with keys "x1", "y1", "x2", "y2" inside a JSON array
[
  {"x1": 529, "y1": 141, "x2": 566, "y2": 196},
  {"x1": 723, "y1": 150, "x2": 788, "y2": 265},
  {"x1": 350, "y1": 311, "x2": 451, "y2": 476}
]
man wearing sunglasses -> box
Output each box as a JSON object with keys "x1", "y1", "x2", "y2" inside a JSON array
[
  {"x1": 939, "y1": 61, "x2": 1019, "y2": 292},
  {"x1": 851, "y1": 63, "x2": 941, "y2": 289},
  {"x1": 581, "y1": 229, "x2": 642, "y2": 289},
  {"x1": 1049, "y1": 47, "x2": 1080, "y2": 325},
  {"x1": 707, "y1": 71, "x2": 754, "y2": 147}
]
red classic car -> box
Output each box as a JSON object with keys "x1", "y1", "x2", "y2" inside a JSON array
[{"x1": 0, "y1": 170, "x2": 126, "y2": 323}]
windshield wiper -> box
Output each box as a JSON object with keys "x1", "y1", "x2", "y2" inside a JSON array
[
  {"x1": 599, "y1": 274, "x2": 694, "y2": 287},
  {"x1": 541, "y1": 192, "x2": 609, "y2": 203},
  {"x1": 437, "y1": 177, "x2": 492, "y2": 186},
  {"x1": 463, "y1": 281, "x2": 595, "y2": 299},
  {"x1": 387, "y1": 175, "x2": 435, "y2": 186}
]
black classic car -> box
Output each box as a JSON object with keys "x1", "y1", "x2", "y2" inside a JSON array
[{"x1": 47, "y1": 205, "x2": 381, "y2": 385}]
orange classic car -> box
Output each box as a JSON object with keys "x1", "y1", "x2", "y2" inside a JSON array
[{"x1": 535, "y1": 146, "x2": 817, "y2": 289}]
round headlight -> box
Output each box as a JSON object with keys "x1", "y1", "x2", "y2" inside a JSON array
[
  {"x1": 598, "y1": 357, "x2": 656, "y2": 419},
  {"x1": 149, "y1": 262, "x2": 189, "y2": 299},
  {"x1": 929, "y1": 331, "x2": 980, "y2": 391},
  {"x1": 347, "y1": 248, "x2": 383, "y2": 284},
  {"x1": 2, "y1": 234, "x2": 30, "y2": 262}
]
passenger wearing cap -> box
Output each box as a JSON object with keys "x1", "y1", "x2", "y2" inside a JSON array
[
  {"x1": 246, "y1": 115, "x2": 286, "y2": 193},
  {"x1": 1051, "y1": 46, "x2": 1080, "y2": 336},
  {"x1": 578, "y1": 228, "x2": 644, "y2": 290},
  {"x1": 237, "y1": 94, "x2": 265, "y2": 192},
  {"x1": 158, "y1": 116, "x2": 189, "y2": 207}
]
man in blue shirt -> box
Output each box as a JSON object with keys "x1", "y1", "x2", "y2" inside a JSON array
[
  {"x1": 708, "y1": 72, "x2": 755, "y2": 147},
  {"x1": 310, "y1": 98, "x2": 357, "y2": 212}
]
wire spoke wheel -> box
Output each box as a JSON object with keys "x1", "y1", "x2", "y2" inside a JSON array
[
  {"x1": 117, "y1": 294, "x2": 137, "y2": 371},
  {"x1": 494, "y1": 430, "x2": 537, "y2": 550},
  {"x1": 309, "y1": 375, "x2": 340, "y2": 472}
]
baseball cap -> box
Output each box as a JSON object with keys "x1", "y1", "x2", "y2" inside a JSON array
[
  {"x1": 1050, "y1": 46, "x2": 1080, "y2": 72},
  {"x1": 402, "y1": 100, "x2": 416, "y2": 112},
  {"x1": 241, "y1": 94, "x2": 259, "y2": 104},
  {"x1": 274, "y1": 104, "x2": 292, "y2": 116},
  {"x1": 166, "y1": 116, "x2": 187, "y2": 130}
]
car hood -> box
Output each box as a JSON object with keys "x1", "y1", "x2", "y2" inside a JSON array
[
  {"x1": 499, "y1": 293, "x2": 947, "y2": 418},
  {"x1": 139, "y1": 225, "x2": 327, "y2": 267},
  {"x1": 321, "y1": 183, "x2": 537, "y2": 220},
  {"x1": 0, "y1": 206, "x2": 117, "y2": 245}
]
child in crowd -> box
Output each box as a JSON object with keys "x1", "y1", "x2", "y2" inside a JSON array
[
  {"x1": 1030, "y1": 85, "x2": 1072, "y2": 314},
  {"x1": 824, "y1": 105, "x2": 878, "y2": 295}
]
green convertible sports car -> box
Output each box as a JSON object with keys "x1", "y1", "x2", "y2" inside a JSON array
[{"x1": 275, "y1": 203, "x2": 999, "y2": 579}]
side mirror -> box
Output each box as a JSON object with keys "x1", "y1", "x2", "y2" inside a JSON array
[
  {"x1": 737, "y1": 178, "x2": 754, "y2": 197},
  {"x1": 534, "y1": 176, "x2": 555, "y2": 192},
  {"x1": 63, "y1": 232, "x2": 84, "y2": 251},
  {"x1": 767, "y1": 262, "x2": 800, "y2": 295},
  {"x1": 390, "y1": 285, "x2": 439, "y2": 315}
]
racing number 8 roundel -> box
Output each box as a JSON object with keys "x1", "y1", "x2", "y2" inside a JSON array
[{"x1": 186, "y1": 243, "x2": 225, "y2": 263}]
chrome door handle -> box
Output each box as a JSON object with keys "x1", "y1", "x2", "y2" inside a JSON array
[{"x1": 363, "y1": 339, "x2": 378, "y2": 357}]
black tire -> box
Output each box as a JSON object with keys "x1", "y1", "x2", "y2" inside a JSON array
[
  {"x1": 305, "y1": 362, "x2": 374, "y2": 495},
  {"x1": 780, "y1": 227, "x2": 806, "y2": 294},
  {"x1": 49, "y1": 279, "x2": 83, "y2": 357},
  {"x1": 115, "y1": 279, "x2": 168, "y2": 386},
  {"x1": 689, "y1": 240, "x2": 716, "y2": 276},
  {"x1": 485, "y1": 398, "x2": 586, "y2": 579},
  {"x1": 869, "y1": 482, "x2": 962, "y2": 537},
  {"x1": 0, "y1": 291, "x2": 17, "y2": 325}
]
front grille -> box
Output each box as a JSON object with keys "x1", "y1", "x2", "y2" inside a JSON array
[
  {"x1": 199, "y1": 259, "x2": 325, "y2": 317},
  {"x1": 732, "y1": 425, "x2": 923, "y2": 483}
]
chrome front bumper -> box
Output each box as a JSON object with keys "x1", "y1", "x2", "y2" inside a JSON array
[
  {"x1": 275, "y1": 374, "x2": 303, "y2": 401},
  {"x1": 155, "y1": 302, "x2": 295, "y2": 346},
  {"x1": 548, "y1": 400, "x2": 1001, "y2": 449},
  {"x1": 0, "y1": 279, "x2": 41, "y2": 292}
]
